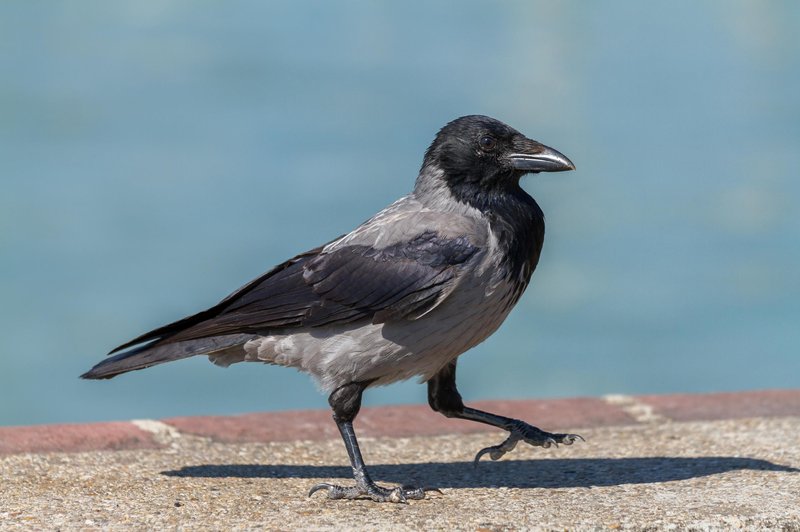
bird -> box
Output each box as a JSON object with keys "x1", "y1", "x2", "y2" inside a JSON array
[{"x1": 82, "y1": 115, "x2": 580, "y2": 503}]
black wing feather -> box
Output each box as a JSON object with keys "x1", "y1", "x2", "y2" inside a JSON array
[
  {"x1": 108, "y1": 244, "x2": 328, "y2": 354},
  {"x1": 111, "y1": 231, "x2": 478, "y2": 353}
]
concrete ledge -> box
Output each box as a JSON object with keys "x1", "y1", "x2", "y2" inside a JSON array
[
  {"x1": 1, "y1": 389, "x2": 798, "y2": 455},
  {"x1": 1, "y1": 389, "x2": 799, "y2": 529}
]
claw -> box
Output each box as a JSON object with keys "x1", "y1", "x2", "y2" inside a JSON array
[
  {"x1": 561, "y1": 433, "x2": 585, "y2": 445},
  {"x1": 308, "y1": 483, "x2": 340, "y2": 499},
  {"x1": 309, "y1": 483, "x2": 328, "y2": 497},
  {"x1": 388, "y1": 487, "x2": 406, "y2": 504},
  {"x1": 473, "y1": 424, "x2": 584, "y2": 464},
  {"x1": 403, "y1": 485, "x2": 437, "y2": 497},
  {"x1": 473, "y1": 446, "x2": 496, "y2": 465},
  {"x1": 473, "y1": 433, "x2": 521, "y2": 465},
  {"x1": 309, "y1": 481, "x2": 427, "y2": 502}
]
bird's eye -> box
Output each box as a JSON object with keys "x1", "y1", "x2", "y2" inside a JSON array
[{"x1": 478, "y1": 135, "x2": 497, "y2": 152}]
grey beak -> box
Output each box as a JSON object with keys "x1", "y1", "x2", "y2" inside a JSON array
[{"x1": 507, "y1": 143, "x2": 575, "y2": 173}]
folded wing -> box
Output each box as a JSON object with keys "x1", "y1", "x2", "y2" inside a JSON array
[{"x1": 109, "y1": 230, "x2": 479, "y2": 354}]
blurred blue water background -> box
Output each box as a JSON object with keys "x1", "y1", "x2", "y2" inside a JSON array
[{"x1": 1, "y1": 1, "x2": 798, "y2": 426}]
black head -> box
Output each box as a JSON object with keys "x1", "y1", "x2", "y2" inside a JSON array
[
  {"x1": 420, "y1": 115, "x2": 574, "y2": 194},
  {"x1": 417, "y1": 116, "x2": 573, "y2": 282}
]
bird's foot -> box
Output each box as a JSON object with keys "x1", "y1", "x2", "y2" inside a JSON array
[
  {"x1": 308, "y1": 481, "x2": 430, "y2": 503},
  {"x1": 473, "y1": 420, "x2": 584, "y2": 464}
]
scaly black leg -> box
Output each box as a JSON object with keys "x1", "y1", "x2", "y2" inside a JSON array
[
  {"x1": 309, "y1": 381, "x2": 427, "y2": 503},
  {"x1": 428, "y1": 361, "x2": 584, "y2": 464}
]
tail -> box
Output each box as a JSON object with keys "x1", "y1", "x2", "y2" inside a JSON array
[
  {"x1": 80, "y1": 245, "x2": 328, "y2": 380},
  {"x1": 80, "y1": 334, "x2": 256, "y2": 380}
]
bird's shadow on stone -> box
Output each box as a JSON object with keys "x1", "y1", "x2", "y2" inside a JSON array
[{"x1": 162, "y1": 457, "x2": 798, "y2": 489}]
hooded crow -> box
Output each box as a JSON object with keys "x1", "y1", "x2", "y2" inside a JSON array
[{"x1": 82, "y1": 115, "x2": 580, "y2": 502}]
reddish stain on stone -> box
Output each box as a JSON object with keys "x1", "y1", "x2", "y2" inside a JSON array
[
  {"x1": 0, "y1": 422, "x2": 160, "y2": 455},
  {"x1": 164, "y1": 397, "x2": 634, "y2": 443},
  {"x1": 164, "y1": 410, "x2": 339, "y2": 443},
  {"x1": 4, "y1": 391, "x2": 797, "y2": 454},
  {"x1": 358, "y1": 397, "x2": 637, "y2": 439},
  {"x1": 638, "y1": 389, "x2": 800, "y2": 422}
]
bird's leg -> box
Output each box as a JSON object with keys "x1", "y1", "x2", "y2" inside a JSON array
[
  {"x1": 309, "y1": 381, "x2": 426, "y2": 503},
  {"x1": 428, "y1": 361, "x2": 584, "y2": 464}
]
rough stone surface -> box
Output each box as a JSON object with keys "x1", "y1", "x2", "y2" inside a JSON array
[{"x1": 1, "y1": 415, "x2": 798, "y2": 530}]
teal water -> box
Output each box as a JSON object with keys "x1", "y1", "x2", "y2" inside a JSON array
[{"x1": 1, "y1": 2, "x2": 798, "y2": 426}]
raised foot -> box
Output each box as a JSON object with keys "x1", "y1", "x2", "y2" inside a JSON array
[
  {"x1": 474, "y1": 420, "x2": 585, "y2": 464},
  {"x1": 308, "y1": 482, "x2": 429, "y2": 503}
]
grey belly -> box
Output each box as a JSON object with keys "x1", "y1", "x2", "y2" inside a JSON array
[{"x1": 209, "y1": 280, "x2": 518, "y2": 392}]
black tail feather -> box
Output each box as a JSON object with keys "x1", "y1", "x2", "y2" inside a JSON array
[
  {"x1": 81, "y1": 334, "x2": 255, "y2": 380},
  {"x1": 81, "y1": 341, "x2": 162, "y2": 380}
]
